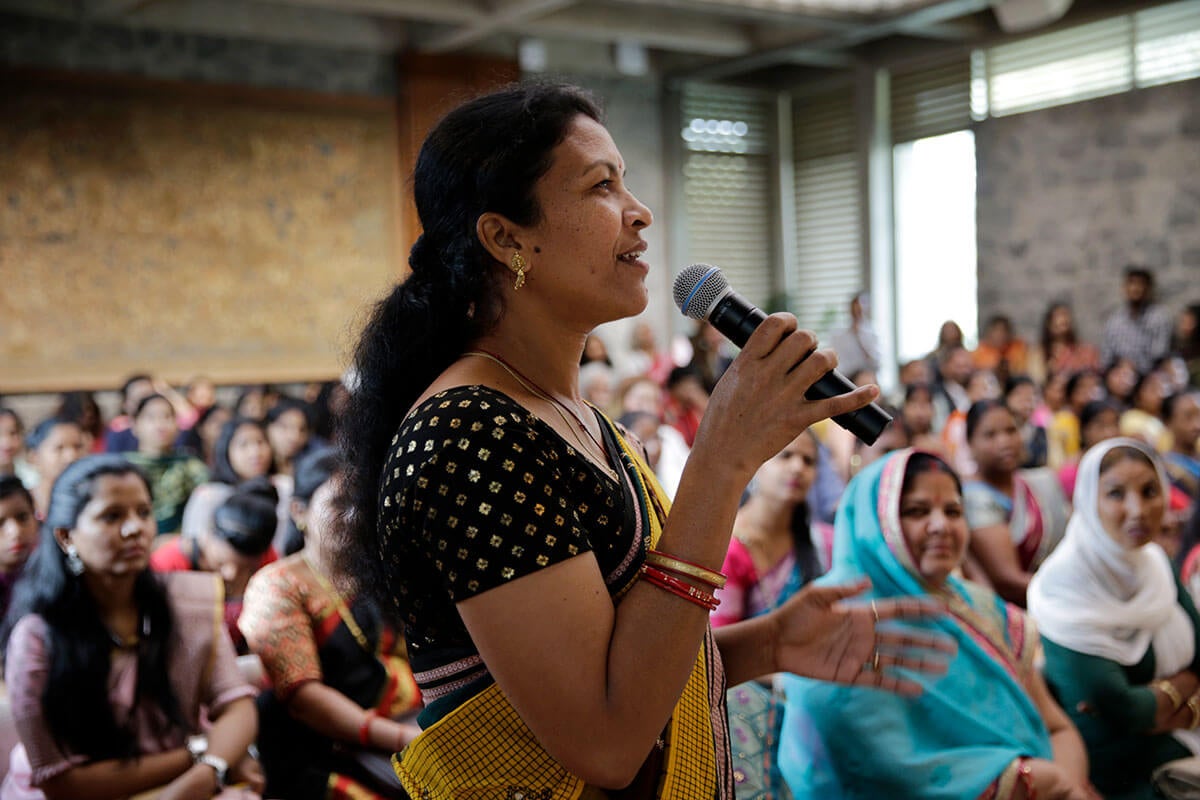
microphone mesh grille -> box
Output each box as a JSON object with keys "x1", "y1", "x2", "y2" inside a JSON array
[{"x1": 672, "y1": 264, "x2": 727, "y2": 320}]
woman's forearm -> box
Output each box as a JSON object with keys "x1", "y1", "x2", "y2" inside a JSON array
[
  {"x1": 205, "y1": 697, "x2": 257, "y2": 766},
  {"x1": 1050, "y1": 726, "x2": 1089, "y2": 783},
  {"x1": 40, "y1": 750, "x2": 191, "y2": 800},
  {"x1": 712, "y1": 613, "x2": 776, "y2": 687}
]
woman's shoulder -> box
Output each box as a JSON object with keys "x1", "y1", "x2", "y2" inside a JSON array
[{"x1": 388, "y1": 384, "x2": 552, "y2": 466}]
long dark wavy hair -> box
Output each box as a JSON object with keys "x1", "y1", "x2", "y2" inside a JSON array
[
  {"x1": 331, "y1": 82, "x2": 603, "y2": 616},
  {"x1": 1, "y1": 455, "x2": 187, "y2": 759}
]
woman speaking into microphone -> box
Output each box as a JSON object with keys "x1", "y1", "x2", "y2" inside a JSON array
[{"x1": 332, "y1": 81, "x2": 953, "y2": 799}]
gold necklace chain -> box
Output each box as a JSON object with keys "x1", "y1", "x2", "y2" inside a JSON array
[{"x1": 464, "y1": 350, "x2": 618, "y2": 481}]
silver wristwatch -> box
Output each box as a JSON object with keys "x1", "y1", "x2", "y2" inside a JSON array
[{"x1": 186, "y1": 734, "x2": 229, "y2": 788}]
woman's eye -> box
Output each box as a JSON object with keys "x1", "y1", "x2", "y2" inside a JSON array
[{"x1": 594, "y1": 179, "x2": 613, "y2": 190}]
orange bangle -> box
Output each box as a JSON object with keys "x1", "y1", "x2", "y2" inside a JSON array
[
  {"x1": 641, "y1": 565, "x2": 720, "y2": 611},
  {"x1": 359, "y1": 709, "x2": 378, "y2": 747}
]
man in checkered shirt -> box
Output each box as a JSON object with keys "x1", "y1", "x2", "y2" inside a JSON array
[{"x1": 1100, "y1": 266, "x2": 1174, "y2": 374}]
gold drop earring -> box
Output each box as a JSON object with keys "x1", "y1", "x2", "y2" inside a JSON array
[{"x1": 509, "y1": 250, "x2": 527, "y2": 290}]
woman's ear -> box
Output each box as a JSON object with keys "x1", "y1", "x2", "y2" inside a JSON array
[
  {"x1": 476, "y1": 212, "x2": 526, "y2": 266},
  {"x1": 53, "y1": 527, "x2": 71, "y2": 553},
  {"x1": 289, "y1": 497, "x2": 309, "y2": 532}
]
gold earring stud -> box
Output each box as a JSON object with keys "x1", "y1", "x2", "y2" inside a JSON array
[{"x1": 509, "y1": 251, "x2": 527, "y2": 290}]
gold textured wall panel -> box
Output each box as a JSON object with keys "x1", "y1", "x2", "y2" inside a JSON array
[{"x1": 0, "y1": 77, "x2": 402, "y2": 393}]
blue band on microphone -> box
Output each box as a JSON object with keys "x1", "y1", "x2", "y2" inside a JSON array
[{"x1": 681, "y1": 266, "x2": 722, "y2": 317}]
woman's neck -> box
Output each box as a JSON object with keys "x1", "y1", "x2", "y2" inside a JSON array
[
  {"x1": 84, "y1": 573, "x2": 139, "y2": 629},
  {"x1": 979, "y1": 465, "x2": 1015, "y2": 494},
  {"x1": 737, "y1": 494, "x2": 797, "y2": 545},
  {"x1": 473, "y1": 324, "x2": 588, "y2": 403},
  {"x1": 140, "y1": 445, "x2": 169, "y2": 459}
]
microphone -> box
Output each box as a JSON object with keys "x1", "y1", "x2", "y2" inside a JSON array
[{"x1": 673, "y1": 263, "x2": 892, "y2": 446}]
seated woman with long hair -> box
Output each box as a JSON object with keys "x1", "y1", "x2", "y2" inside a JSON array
[
  {"x1": 963, "y1": 399, "x2": 1070, "y2": 607},
  {"x1": 779, "y1": 449, "x2": 1094, "y2": 800},
  {"x1": 0, "y1": 454, "x2": 261, "y2": 800},
  {"x1": 1030, "y1": 439, "x2": 1200, "y2": 800},
  {"x1": 239, "y1": 447, "x2": 421, "y2": 800}
]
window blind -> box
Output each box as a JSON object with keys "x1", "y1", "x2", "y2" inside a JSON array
[
  {"x1": 972, "y1": 0, "x2": 1200, "y2": 119},
  {"x1": 680, "y1": 84, "x2": 775, "y2": 310},
  {"x1": 1136, "y1": 0, "x2": 1200, "y2": 88},
  {"x1": 891, "y1": 57, "x2": 972, "y2": 144},
  {"x1": 790, "y1": 89, "x2": 862, "y2": 340}
]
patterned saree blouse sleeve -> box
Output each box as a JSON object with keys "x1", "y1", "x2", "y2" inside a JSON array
[
  {"x1": 240, "y1": 562, "x2": 323, "y2": 700},
  {"x1": 379, "y1": 388, "x2": 597, "y2": 604}
]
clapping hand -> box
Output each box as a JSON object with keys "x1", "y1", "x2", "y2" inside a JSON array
[{"x1": 769, "y1": 578, "x2": 955, "y2": 696}]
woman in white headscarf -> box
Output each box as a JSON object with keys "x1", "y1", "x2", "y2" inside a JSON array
[{"x1": 1029, "y1": 437, "x2": 1200, "y2": 800}]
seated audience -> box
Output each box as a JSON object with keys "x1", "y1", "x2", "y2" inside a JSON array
[
  {"x1": 1006, "y1": 375, "x2": 1049, "y2": 468},
  {"x1": 941, "y1": 367, "x2": 1002, "y2": 478},
  {"x1": 1029, "y1": 302, "x2": 1100, "y2": 386},
  {"x1": 973, "y1": 313, "x2": 1028, "y2": 384},
  {"x1": 579, "y1": 361, "x2": 617, "y2": 416},
  {"x1": 616, "y1": 376, "x2": 688, "y2": 499},
  {"x1": 1121, "y1": 370, "x2": 1170, "y2": 452},
  {"x1": 1048, "y1": 370, "x2": 1103, "y2": 470},
  {"x1": 0, "y1": 477, "x2": 38, "y2": 620},
  {"x1": 55, "y1": 392, "x2": 105, "y2": 454},
  {"x1": 152, "y1": 478, "x2": 279, "y2": 654},
  {"x1": 1104, "y1": 357, "x2": 1140, "y2": 409},
  {"x1": 1059, "y1": 400, "x2": 1122, "y2": 500},
  {"x1": 124, "y1": 394, "x2": 209, "y2": 535},
  {"x1": 663, "y1": 366, "x2": 708, "y2": 448},
  {"x1": 240, "y1": 447, "x2": 421, "y2": 800},
  {"x1": 1, "y1": 454, "x2": 261, "y2": 799},
  {"x1": 103, "y1": 374, "x2": 155, "y2": 454},
  {"x1": 1175, "y1": 302, "x2": 1200, "y2": 389},
  {"x1": 779, "y1": 449, "x2": 1092, "y2": 799},
  {"x1": 180, "y1": 417, "x2": 276, "y2": 546},
  {"x1": 963, "y1": 399, "x2": 1069, "y2": 607},
  {"x1": 1164, "y1": 391, "x2": 1200, "y2": 500},
  {"x1": 713, "y1": 429, "x2": 831, "y2": 628},
  {"x1": 177, "y1": 404, "x2": 232, "y2": 467},
  {"x1": 1030, "y1": 439, "x2": 1200, "y2": 800},
  {"x1": 234, "y1": 385, "x2": 278, "y2": 423},
  {"x1": 24, "y1": 417, "x2": 86, "y2": 518},
  {"x1": 0, "y1": 408, "x2": 35, "y2": 487},
  {"x1": 900, "y1": 383, "x2": 942, "y2": 454},
  {"x1": 264, "y1": 398, "x2": 312, "y2": 479}
]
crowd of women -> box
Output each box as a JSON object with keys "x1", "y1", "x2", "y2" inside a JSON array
[{"x1": 0, "y1": 79, "x2": 1198, "y2": 800}]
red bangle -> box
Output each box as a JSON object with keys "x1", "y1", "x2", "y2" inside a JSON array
[
  {"x1": 640, "y1": 565, "x2": 720, "y2": 611},
  {"x1": 1016, "y1": 757, "x2": 1036, "y2": 800},
  {"x1": 359, "y1": 709, "x2": 378, "y2": 747}
]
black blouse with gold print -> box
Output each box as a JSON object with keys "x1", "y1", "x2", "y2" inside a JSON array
[{"x1": 378, "y1": 385, "x2": 644, "y2": 707}]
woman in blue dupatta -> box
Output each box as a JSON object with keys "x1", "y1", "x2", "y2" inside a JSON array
[{"x1": 779, "y1": 448, "x2": 1095, "y2": 800}]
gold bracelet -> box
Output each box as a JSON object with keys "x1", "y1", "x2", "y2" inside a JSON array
[
  {"x1": 645, "y1": 551, "x2": 727, "y2": 589},
  {"x1": 1156, "y1": 679, "x2": 1185, "y2": 712},
  {"x1": 1187, "y1": 695, "x2": 1200, "y2": 729}
]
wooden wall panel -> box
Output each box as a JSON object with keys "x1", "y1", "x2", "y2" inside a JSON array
[
  {"x1": 0, "y1": 71, "x2": 402, "y2": 392},
  {"x1": 394, "y1": 53, "x2": 521, "y2": 261}
]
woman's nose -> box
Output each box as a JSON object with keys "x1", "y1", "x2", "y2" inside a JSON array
[{"x1": 626, "y1": 192, "x2": 653, "y2": 228}]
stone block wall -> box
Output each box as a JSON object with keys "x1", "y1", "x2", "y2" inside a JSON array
[
  {"x1": 975, "y1": 78, "x2": 1200, "y2": 349},
  {"x1": 0, "y1": 11, "x2": 395, "y2": 95}
]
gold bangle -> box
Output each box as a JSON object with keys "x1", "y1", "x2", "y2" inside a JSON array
[
  {"x1": 644, "y1": 551, "x2": 727, "y2": 589},
  {"x1": 1156, "y1": 679, "x2": 1185, "y2": 712},
  {"x1": 1187, "y1": 695, "x2": 1200, "y2": 729}
]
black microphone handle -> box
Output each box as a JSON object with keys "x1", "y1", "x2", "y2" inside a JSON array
[{"x1": 707, "y1": 291, "x2": 893, "y2": 446}]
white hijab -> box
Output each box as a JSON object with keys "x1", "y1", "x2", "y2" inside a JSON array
[{"x1": 1028, "y1": 438, "x2": 1192, "y2": 671}]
